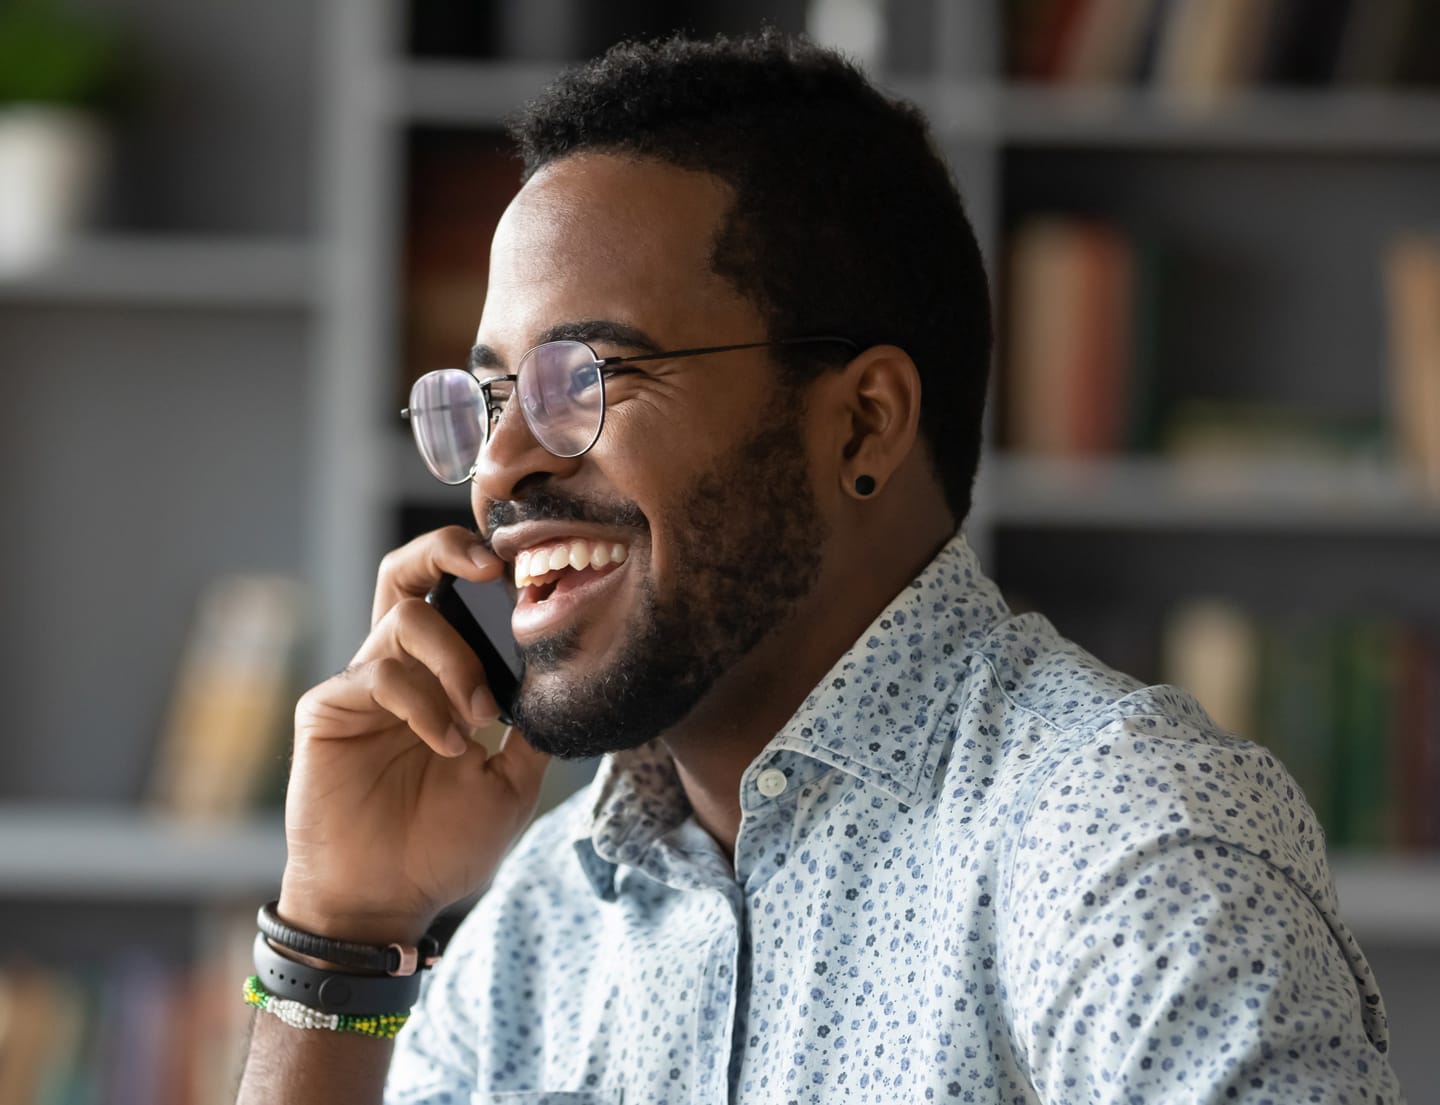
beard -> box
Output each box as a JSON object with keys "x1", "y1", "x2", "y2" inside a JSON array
[{"x1": 507, "y1": 401, "x2": 827, "y2": 759}]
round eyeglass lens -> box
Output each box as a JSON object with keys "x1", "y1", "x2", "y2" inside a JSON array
[
  {"x1": 408, "y1": 369, "x2": 485, "y2": 484},
  {"x1": 519, "y1": 341, "x2": 606, "y2": 458}
]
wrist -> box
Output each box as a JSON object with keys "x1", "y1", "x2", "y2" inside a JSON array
[{"x1": 276, "y1": 888, "x2": 432, "y2": 947}]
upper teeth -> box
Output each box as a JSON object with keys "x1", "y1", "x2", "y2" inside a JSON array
[{"x1": 515, "y1": 539, "x2": 629, "y2": 588}]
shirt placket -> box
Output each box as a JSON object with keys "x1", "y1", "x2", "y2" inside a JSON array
[
  {"x1": 694, "y1": 884, "x2": 745, "y2": 1105},
  {"x1": 634, "y1": 820, "x2": 744, "y2": 1105}
]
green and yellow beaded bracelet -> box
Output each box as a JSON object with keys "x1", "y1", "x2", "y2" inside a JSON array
[{"x1": 243, "y1": 975, "x2": 411, "y2": 1039}]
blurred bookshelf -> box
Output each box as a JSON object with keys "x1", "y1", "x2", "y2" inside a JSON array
[{"x1": 3, "y1": 0, "x2": 1439, "y2": 1099}]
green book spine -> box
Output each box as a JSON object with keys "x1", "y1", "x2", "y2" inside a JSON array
[{"x1": 1334, "y1": 620, "x2": 1400, "y2": 852}]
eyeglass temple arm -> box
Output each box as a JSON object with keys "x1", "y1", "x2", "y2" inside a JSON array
[{"x1": 599, "y1": 335, "x2": 858, "y2": 368}]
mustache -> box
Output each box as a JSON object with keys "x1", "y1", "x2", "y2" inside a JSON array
[{"x1": 483, "y1": 487, "x2": 649, "y2": 545}]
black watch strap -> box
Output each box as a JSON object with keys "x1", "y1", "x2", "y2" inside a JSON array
[
  {"x1": 253, "y1": 933, "x2": 423, "y2": 1015},
  {"x1": 256, "y1": 900, "x2": 441, "y2": 977}
]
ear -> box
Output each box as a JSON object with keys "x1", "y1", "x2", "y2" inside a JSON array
[{"x1": 822, "y1": 344, "x2": 922, "y2": 500}]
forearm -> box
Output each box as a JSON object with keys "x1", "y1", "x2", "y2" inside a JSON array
[{"x1": 236, "y1": 1012, "x2": 394, "y2": 1105}]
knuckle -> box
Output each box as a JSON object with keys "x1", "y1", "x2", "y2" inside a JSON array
[
  {"x1": 370, "y1": 655, "x2": 406, "y2": 689},
  {"x1": 391, "y1": 596, "x2": 432, "y2": 633},
  {"x1": 376, "y1": 546, "x2": 405, "y2": 583},
  {"x1": 294, "y1": 685, "x2": 323, "y2": 722}
]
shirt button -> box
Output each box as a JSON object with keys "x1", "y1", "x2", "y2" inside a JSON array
[{"x1": 756, "y1": 768, "x2": 788, "y2": 798}]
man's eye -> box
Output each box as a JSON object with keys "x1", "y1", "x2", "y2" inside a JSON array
[{"x1": 485, "y1": 386, "x2": 512, "y2": 424}]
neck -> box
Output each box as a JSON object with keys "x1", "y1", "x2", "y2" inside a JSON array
[{"x1": 660, "y1": 521, "x2": 957, "y2": 859}]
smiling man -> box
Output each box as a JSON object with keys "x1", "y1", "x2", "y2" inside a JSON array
[{"x1": 237, "y1": 31, "x2": 1406, "y2": 1105}]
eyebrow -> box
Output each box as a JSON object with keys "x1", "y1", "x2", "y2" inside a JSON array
[{"x1": 468, "y1": 320, "x2": 663, "y2": 373}]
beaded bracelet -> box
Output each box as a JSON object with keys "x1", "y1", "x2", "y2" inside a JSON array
[{"x1": 243, "y1": 975, "x2": 411, "y2": 1040}]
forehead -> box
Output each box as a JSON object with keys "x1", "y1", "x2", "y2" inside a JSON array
[{"x1": 480, "y1": 153, "x2": 751, "y2": 350}]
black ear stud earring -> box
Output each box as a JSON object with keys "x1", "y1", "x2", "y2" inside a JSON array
[{"x1": 854, "y1": 474, "x2": 876, "y2": 497}]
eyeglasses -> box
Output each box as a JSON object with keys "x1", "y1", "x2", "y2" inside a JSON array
[{"x1": 402, "y1": 335, "x2": 857, "y2": 484}]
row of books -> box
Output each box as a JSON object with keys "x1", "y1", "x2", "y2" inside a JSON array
[
  {"x1": 0, "y1": 942, "x2": 252, "y2": 1105},
  {"x1": 1002, "y1": 217, "x2": 1440, "y2": 496},
  {"x1": 1163, "y1": 603, "x2": 1440, "y2": 851},
  {"x1": 1005, "y1": 0, "x2": 1440, "y2": 94}
]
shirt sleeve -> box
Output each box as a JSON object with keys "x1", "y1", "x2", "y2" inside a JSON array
[{"x1": 999, "y1": 715, "x2": 1406, "y2": 1104}]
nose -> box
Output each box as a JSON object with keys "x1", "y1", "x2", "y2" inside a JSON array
[{"x1": 470, "y1": 398, "x2": 584, "y2": 506}]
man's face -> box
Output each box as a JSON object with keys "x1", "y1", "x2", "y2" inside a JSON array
[{"x1": 473, "y1": 153, "x2": 828, "y2": 758}]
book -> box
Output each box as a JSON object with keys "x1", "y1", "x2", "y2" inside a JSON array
[
  {"x1": 147, "y1": 575, "x2": 306, "y2": 820},
  {"x1": 1383, "y1": 235, "x2": 1440, "y2": 497},
  {"x1": 1333, "y1": 0, "x2": 1414, "y2": 86},
  {"x1": 1011, "y1": 0, "x2": 1091, "y2": 81},
  {"x1": 1395, "y1": 629, "x2": 1440, "y2": 850},
  {"x1": 1333, "y1": 620, "x2": 1401, "y2": 851},
  {"x1": 1004, "y1": 218, "x2": 1136, "y2": 456},
  {"x1": 1153, "y1": 0, "x2": 1276, "y2": 102},
  {"x1": 0, "y1": 967, "x2": 63, "y2": 1105},
  {"x1": 1055, "y1": 0, "x2": 1157, "y2": 84},
  {"x1": 1161, "y1": 597, "x2": 1258, "y2": 737},
  {"x1": 1256, "y1": 616, "x2": 1342, "y2": 836}
]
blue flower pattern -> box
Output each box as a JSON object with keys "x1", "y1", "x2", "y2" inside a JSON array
[{"x1": 386, "y1": 534, "x2": 1405, "y2": 1104}]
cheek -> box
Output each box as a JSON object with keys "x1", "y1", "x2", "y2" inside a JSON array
[{"x1": 601, "y1": 382, "x2": 754, "y2": 473}]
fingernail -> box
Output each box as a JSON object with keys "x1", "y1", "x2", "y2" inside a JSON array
[
  {"x1": 471, "y1": 687, "x2": 497, "y2": 723},
  {"x1": 470, "y1": 543, "x2": 494, "y2": 570},
  {"x1": 443, "y1": 726, "x2": 468, "y2": 757}
]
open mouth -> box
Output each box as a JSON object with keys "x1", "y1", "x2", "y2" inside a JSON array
[{"x1": 515, "y1": 538, "x2": 630, "y2": 603}]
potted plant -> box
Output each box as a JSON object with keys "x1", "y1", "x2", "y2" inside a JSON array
[{"x1": 0, "y1": 0, "x2": 120, "y2": 273}]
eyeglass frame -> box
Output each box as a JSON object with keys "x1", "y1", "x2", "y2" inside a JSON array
[{"x1": 402, "y1": 334, "x2": 860, "y2": 473}]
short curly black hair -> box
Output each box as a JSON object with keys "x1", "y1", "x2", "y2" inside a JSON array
[{"x1": 507, "y1": 29, "x2": 991, "y2": 525}]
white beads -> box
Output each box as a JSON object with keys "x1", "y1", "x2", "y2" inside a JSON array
[{"x1": 264, "y1": 995, "x2": 341, "y2": 1032}]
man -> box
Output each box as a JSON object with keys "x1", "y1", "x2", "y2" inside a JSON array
[{"x1": 238, "y1": 31, "x2": 1405, "y2": 1104}]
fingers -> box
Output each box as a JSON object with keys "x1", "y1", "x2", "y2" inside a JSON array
[
  {"x1": 373, "y1": 525, "x2": 505, "y2": 626},
  {"x1": 358, "y1": 594, "x2": 501, "y2": 726},
  {"x1": 488, "y1": 727, "x2": 550, "y2": 797},
  {"x1": 298, "y1": 655, "x2": 473, "y2": 758},
  {"x1": 368, "y1": 656, "x2": 471, "y2": 756}
]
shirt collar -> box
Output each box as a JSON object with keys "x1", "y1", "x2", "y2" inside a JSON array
[
  {"x1": 758, "y1": 532, "x2": 1006, "y2": 806},
  {"x1": 570, "y1": 531, "x2": 1007, "y2": 898}
]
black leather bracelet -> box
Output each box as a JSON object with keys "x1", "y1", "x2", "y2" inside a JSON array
[
  {"x1": 256, "y1": 900, "x2": 441, "y2": 977},
  {"x1": 252, "y1": 934, "x2": 423, "y2": 1015}
]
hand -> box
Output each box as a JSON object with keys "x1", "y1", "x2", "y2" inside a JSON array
[{"x1": 278, "y1": 526, "x2": 548, "y2": 944}]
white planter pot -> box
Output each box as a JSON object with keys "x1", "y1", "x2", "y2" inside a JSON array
[{"x1": 0, "y1": 105, "x2": 107, "y2": 275}]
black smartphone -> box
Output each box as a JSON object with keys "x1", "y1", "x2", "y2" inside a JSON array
[{"x1": 425, "y1": 573, "x2": 521, "y2": 726}]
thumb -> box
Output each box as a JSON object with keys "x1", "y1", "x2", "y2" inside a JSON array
[{"x1": 488, "y1": 726, "x2": 550, "y2": 797}]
